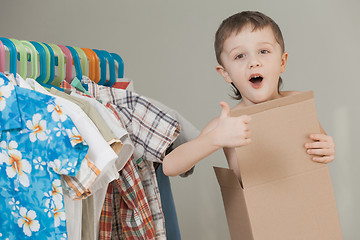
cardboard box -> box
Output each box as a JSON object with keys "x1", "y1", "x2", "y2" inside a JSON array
[{"x1": 214, "y1": 91, "x2": 342, "y2": 240}]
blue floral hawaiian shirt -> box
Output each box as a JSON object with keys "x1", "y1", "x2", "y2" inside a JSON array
[{"x1": 0, "y1": 73, "x2": 89, "y2": 239}]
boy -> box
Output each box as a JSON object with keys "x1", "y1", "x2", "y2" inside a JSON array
[{"x1": 163, "y1": 11, "x2": 335, "y2": 178}]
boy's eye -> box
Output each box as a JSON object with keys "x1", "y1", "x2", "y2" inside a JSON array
[
  {"x1": 235, "y1": 54, "x2": 245, "y2": 60},
  {"x1": 259, "y1": 49, "x2": 269, "y2": 54}
]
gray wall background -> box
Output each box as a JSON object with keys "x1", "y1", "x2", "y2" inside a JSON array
[{"x1": 1, "y1": 0, "x2": 359, "y2": 239}]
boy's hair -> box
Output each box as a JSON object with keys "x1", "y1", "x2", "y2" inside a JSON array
[{"x1": 214, "y1": 11, "x2": 285, "y2": 100}]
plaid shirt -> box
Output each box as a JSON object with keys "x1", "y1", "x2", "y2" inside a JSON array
[
  {"x1": 62, "y1": 79, "x2": 180, "y2": 239},
  {"x1": 82, "y1": 78, "x2": 180, "y2": 163},
  {"x1": 137, "y1": 158, "x2": 166, "y2": 239},
  {"x1": 99, "y1": 155, "x2": 155, "y2": 240},
  {"x1": 82, "y1": 78, "x2": 179, "y2": 239}
]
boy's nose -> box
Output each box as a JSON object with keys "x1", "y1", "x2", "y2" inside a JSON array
[{"x1": 248, "y1": 57, "x2": 261, "y2": 69}]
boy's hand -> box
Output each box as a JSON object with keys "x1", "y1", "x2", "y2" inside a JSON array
[
  {"x1": 305, "y1": 134, "x2": 335, "y2": 164},
  {"x1": 213, "y1": 101, "x2": 251, "y2": 148}
]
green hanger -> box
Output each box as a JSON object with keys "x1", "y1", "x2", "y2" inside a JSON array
[
  {"x1": 73, "y1": 46, "x2": 88, "y2": 77},
  {"x1": 48, "y1": 43, "x2": 65, "y2": 87},
  {"x1": 9, "y1": 38, "x2": 27, "y2": 78},
  {"x1": 20, "y1": 40, "x2": 38, "y2": 79}
]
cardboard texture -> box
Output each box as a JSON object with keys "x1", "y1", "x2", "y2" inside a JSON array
[{"x1": 214, "y1": 91, "x2": 342, "y2": 240}]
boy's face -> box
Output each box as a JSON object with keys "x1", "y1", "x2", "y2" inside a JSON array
[{"x1": 216, "y1": 24, "x2": 288, "y2": 106}]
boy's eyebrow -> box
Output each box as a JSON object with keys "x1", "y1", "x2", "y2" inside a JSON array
[
  {"x1": 228, "y1": 41, "x2": 276, "y2": 54},
  {"x1": 258, "y1": 41, "x2": 275, "y2": 46},
  {"x1": 228, "y1": 46, "x2": 242, "y2": 54}
]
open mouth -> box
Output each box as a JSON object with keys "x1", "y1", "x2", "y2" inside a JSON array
[{"x1": 249, "y1": 75, "x2": 263, "y2": 89}]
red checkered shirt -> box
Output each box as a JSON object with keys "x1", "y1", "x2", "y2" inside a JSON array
[
  {"x1": 99, "y1": 155, "x2": 155, "y2": 240},
  {"x1": 61, "y1": 79, "x2": 180, "y2": 239}
]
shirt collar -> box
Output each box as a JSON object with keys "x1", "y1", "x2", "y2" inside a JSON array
[{"x1": 0, "y1": 73, "x2": 23, "y2": 131}]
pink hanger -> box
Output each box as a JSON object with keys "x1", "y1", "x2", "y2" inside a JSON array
[
  {"x1": 0, "y1": 40, "x2": 5, "y2": 73},
  {"x1": 58, "y1": 45, "x2": 73, "y2": 83}
]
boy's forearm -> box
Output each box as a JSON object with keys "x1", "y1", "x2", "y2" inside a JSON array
[{"x1": 162, "y1": 132, "x2": 220, "y2": 176}]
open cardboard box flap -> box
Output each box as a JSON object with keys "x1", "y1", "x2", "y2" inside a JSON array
[{"x1": 229, "y1": 91, "x2": 325, "y2": 189}]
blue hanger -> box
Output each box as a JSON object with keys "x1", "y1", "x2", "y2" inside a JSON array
[
  {"x1": 29, "y1": 41, "x2": 63, "y2": 91},
  {"x1": 42, "y1": 43, "x2": 55, "y2": 85},
  {"x1": 110, "y1": 53, "x2": 124, "y2": 78},
  {"x1": 99, "y1": 50, "x2": 115, "y2": 87},
  {"x1": 0, "y1": 37, "x2": 17, "y2": 76},
  {"x1": 66, "y1": 46, "x2": 82, "y2": 81},
  {"x1": 93, "y1": 49, "x2": 116, "y2": 87},
  {"x1": 92, "y1": 49, "x2": 107, "y2": 86}
]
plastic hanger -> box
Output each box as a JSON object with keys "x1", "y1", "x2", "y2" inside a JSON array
[
  {"x1": 30, "y1": 41, "x2": 47, "y2": 83},
  {"x1": 81, "y1": 48, "x2": 100, "y2": 83},
  {"x1": 92, "y1": 49, "x2": 107, "y2": 85},
  {"x1": 73, "y1": 47, "x2": 88, "y2": 77},
  {"x1": 110, "y1": 53, "x2": 124, "y2": 78},
  {"x1": 48, "y1": 43, "x2": 65, "y2": 87},
  {"x1": 0, "y1": 37, "x2": 17, "y2": 76},
  {"x1": 20, "y1": 40, "x2": 38, "y2": 79},
  {"x1": 100, "y1": 50, "x2": 115, "y2": 87},
  {"x1": 58, "y1": 45, "x2": 73, "y2": 83},
  {"x1": 9, "y1": 38, "x2": 27, "y2": 78},
  {"x1": 34, "y1": 42, "x2": 52, "y2": 84},
  {"x1": 29, "y1": 41, "x2": 63, "y2": 91},
  {"x1": 93, "y1": 49, "x2": 115, "y2": 86},
  {"x1": 66, "y1": 46, "x2": 82, "y2": 81},
  {"x1": 42, "y1": 43, "x2": 55, "y2": 84},
  {"x1": 0, "y1": 40, "x2": 5, "y2": 73}
]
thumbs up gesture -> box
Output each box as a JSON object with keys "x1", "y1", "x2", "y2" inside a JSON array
[{"x1": 213, "y1": 101, "x2": 252, "y2": 148}]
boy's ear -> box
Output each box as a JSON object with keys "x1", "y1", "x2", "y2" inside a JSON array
[
  {"x1": 280, "y1": 52, "x2": 288, "y2": 73},
  {"x1": 216, "y1": 65, "x2": 232, "y2": 83}
]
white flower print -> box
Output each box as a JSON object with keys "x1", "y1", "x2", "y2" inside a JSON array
[
  {"x1": 49, "y1": 159, "x2": 70, "y2": 175},
  {"x1": 9, "y1": 197, "x2": 20, "y2": 211},
  {"x1": 66, "y1": 162, "x2": 75, "y2": 174},
  {"x1": 0, "y1": 140, "x2": 18, "y2": 150},
  {"x1": 44, "y1": 191, "x2": 54, "y2": 218},
  {"x1": 17, "y1": 207, "x2": 40, "y2": 237},
  {"x1": 0, "y1": 150, "x2": 7, "y2": 164},
  {"x1": 53, "y1": 200, "x2": 65, "y2": 228},
  {"x1": 53, "y1": 123, "x2": 67, "y2": 137},
  {"x1": 66, "y1": 127, "x2": 84, "y2": 146},
  {"x1": 4, "y1": 149, "x2": 32, "y2": 187},
  {"x1": 47, "y1": 103, "x2": 67, "y2": 122},
  {"x1": 0, "y1": 80, "x2": 13, "y2": 111},
  {"x1": 26, "y1": 114, "x2": 48, "y2": 142},
  {"x1": 60, "y1": 233, "x2": 68, "y2": 240},
  {"x1": 0, "y1": 141, "x2": 5, "y2": 149},
  {"x1": 44, "y1": 205, "x2": 52, "y2": 218},
  {"x1": 33, "y1": 157, "x2": 46, "y2": 171},
  {"x1": 51, "y1": 179, "x2": 63, "y2": 203}
]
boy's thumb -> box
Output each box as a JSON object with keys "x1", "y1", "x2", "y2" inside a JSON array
[{"x1": 219, "y1": 101, "x2": 230, "y2": 119}]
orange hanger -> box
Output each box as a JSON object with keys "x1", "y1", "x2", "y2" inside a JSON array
[{"x1": 81, "y1": 48, "x2": 100, "y2": 83}]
